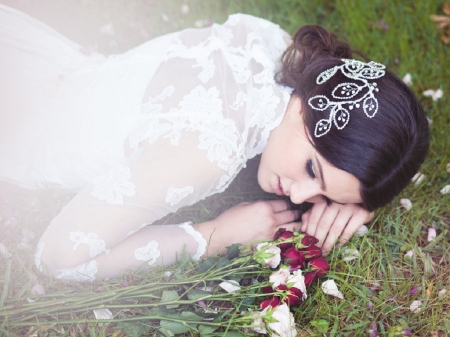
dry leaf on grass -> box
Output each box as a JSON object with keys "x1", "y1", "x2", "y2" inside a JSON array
[{"x1": 430, "y1": 2, "x2": 450, "y2": 43}]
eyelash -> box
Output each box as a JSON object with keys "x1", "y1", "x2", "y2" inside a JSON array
[{"x1": 306, "y1": 159, "x2": 332, "y2": 207}]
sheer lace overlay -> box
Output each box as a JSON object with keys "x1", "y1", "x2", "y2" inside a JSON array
[{"x1": 0, "y1": 6, "x2": 292, "y2": 280}]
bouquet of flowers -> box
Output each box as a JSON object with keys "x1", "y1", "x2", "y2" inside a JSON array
[{"x1": 1, "y1": 228, "x2": 330, "y2": 337}]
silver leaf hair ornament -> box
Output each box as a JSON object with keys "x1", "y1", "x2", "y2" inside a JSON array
[{"x1": 308, "y1": 58, "x2": 386, "y2": 137}]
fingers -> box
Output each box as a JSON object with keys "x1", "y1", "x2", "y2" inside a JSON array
[
  {"x1": 274, "y1": 209, "x2": 301, "y2": 226},
  {"x1": 338, "y1": 208, "x2": 370, "y2": 246}
]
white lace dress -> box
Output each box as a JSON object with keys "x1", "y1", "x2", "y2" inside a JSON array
[{"x1": 0, "y1": 4, "x2": 292, "y2": 281}]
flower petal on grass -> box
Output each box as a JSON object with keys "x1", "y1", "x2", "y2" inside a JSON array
[
  {"x1": 423, "y1": 88, "x2": 443, "y2": 101},
  {"x1": 440, "y1": 184, "x2": 450, "y2": 195},
  {"x1": 93, "y1": 308, "x2": 113, "y2": 320},
  {"x1": 409, "y1": 300, "x2": 422, "y2": 313},
  {"x1": 411, "y1": 173, "x2": 426, "y2": 186},
  {"x1": 219, "y1": 280, "x2": 241, "y2": 293},
  {"x1": 427, "y1": 227, "x2": 437, "y2": 242},
  {"x1": 321, "y1": 280, "x2": 344, "y2": 299},
  {"x1": 402, "y1": 73, "x2": 412, "y2": 85},
  {"x1": 354, "y1": 225, "x2": 368, "y2": 237},
  {"x1": 399, "y1": 198, "x2": 412, "y2": 211},
  {"x1": 342, "y1": 248, "x2": 360, "y2": 261},
  {"x1": 438, "y1": 289, "x2": 447, "y2": 299},
  {"x1": 410, "y1": 286, "x2": 421, "y2": 295}
]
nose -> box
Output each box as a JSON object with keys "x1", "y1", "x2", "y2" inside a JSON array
[{"x1": 289, "y1": 181, "x2": 321, "y2": 205}]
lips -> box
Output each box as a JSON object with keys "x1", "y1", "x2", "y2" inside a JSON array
[{"x1": 274, "y1": 176, "x2": 284, "y2": 196}]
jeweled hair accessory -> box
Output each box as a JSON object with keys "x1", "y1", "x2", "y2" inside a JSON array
[{"x1": 307, "y1": 58, "x2": 386, "y2": 137}]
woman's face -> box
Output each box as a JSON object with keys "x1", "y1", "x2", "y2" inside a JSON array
[{"x1": 258, "y1": 96, "x2": 363, "y2": 205}]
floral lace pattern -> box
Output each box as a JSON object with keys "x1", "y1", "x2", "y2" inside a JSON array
[
  {"x1": 166, "y1": 186, "x2": 194, "y2": 206},
  {"x1": 135, "y1": 240, "x2": 161, "y2": 266},
  {"x1": 69, "y1": 231, "x2": 107, "y2": 258},
  {"x1": 55, "y1": 260, "x2": 98, "y2": 281},
  {"x1": 91, "y1": 166, "x2": 136, "y2": 205},
  {"x1": 179, "y1": 222, "x2": 206, "y2": 261}
]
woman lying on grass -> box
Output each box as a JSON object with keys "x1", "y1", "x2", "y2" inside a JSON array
[{"x1": 0, "y1": 5, "x2": 428, "y2": 281}]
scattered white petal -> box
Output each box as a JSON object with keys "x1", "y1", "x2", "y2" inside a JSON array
[
  {"x1": 427, "y1": 117, "x2": 432, "y2": 125},
  {"x1": 181, "y1": 4, "x2": 189, "y2": 14},
  {"x1": 409, "y1": 300, "x2": 422, "y2": 313},
  {"x1": 93, "y1": 308, "x2": 113, "y2": 320},
  {"x1": 402, "y1": 73, "x2": 412, "y2": 86},
  {"x1": 411, "y1": 173, "x2": 426, "y2": 186},
  {"x1": 31, "y1": 283, "x2": 45, "y2": 296},
  {"x1": 194, "y1": 19, "x2": 204, "y2": 28},
  {"x1": 162, "y1": 14, "x2": 169, "y2": 22},
  {"x1": 354, "y1": 225, "x2": 368, "y2": 237},
  {"x1": 427, "y1": 227, "x2": 437, "y2": 242},
  {"x1": 321, "y1": 279, "x2": 344, "y2": 299},
  {"x1": 162, "y1": 271, "x2": 174, "y2": 280},
  {"x1": 404, "y1": 250, "x2": 414, "y2": 259},
  {"x1": 400, "y1": 198, "x2": 412, "y2": 211},
  {"x1": 446, "y1": 163, "x2": 450, "y2": 173},
  {"x1": 440, "y1": 185, "x2": 450, "y2": 195},
  {"x1": 423, "y1": 88, "x2": 443, "y2": 101},
  {"x1": 0, "y1": 242, "x2": 11, "y2": 258},
  {"x1": 99, "y1": 23, "x2": 115, "y2": 36},
  {"x1": 438, "y1": 289, "x2": 447, "y2": 299},
  {"x1": 219, "y1": 280, "x2": 241, "y2": 293},
  {"x1": 342, "y1": 248, "x2": 360, "y2": 261}
]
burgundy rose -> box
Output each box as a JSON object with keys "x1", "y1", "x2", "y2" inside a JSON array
[
  {"x1": 299, "y1": 245, "x2": 322, "y2": 260},
  {"x1": 283, "y1": 247, "x2": 306, "y2": 269},
  {"x1": 308, "y1": 257, "x2": 330, "y2": 277},
  {"x1": 260, "y1": 296, "x2": 281, "y2": 309},
  {"x1": 261, "y1": 285, "x2": 274, "y2": 294},
  {"x1": 300, "y1": 234, "x2": 319, "y2": 247},
  {"x1": 303, "y1": 272, "x2": 317, "y2": 287},
  {"x1": 284, "y1": 286, "x2": 304, "y2": 307},
  {"x1": 273, "y1": 228, "x2": 295, "y2": 250}
]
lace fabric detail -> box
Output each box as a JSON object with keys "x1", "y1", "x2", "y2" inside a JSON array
[
  {"x1": 91, "y1": 166, "x2": 136, "y2": 205},
  {"x1": 69, "y1": 231, "x2": 107, "y2": 258},
  {"x1": 55, "y1": 260, "x2": 98, "y2": 281},
  {"x1": 135, "y1": 240, "x2": 161, "y2": 266},
  {"x1": 166, "y1": 186, "x2": 194, "y2": 206},
  {"x1": 179, "y1": 222, "x2": 206, "y2": 261}
]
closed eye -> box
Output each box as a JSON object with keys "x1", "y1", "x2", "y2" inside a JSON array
[{"x1": 306, "y1": 159, "x2": 315, "y2": 178}]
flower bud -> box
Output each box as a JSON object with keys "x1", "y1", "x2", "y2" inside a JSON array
[
  {"x1": 308, "y1": 257, "x2": 330, "y2": 277},
  {"x1": 260, "y1": 296, "x2": 281, "y2": 309},
  {"x1": 303, "y1": 272, "x2": 317, "y2": 287},
  {"x1": 254, "y1": 243, "x2": 281, "y2": 268},
  {"x1": 273, "y1": 228, "x2": 295, "y2": 250},
  {"x1": 284, "y1": 286, "x2": 304, "y2": 307},
  {"x1": 299, "y1": 245, "x2": 322, "y2": 260},
  {"x1": 283, "y1": 247, "x2": 306, "y2": 269},
  {"x1": 300, "y1": 234, "x2": 319, "y2": 247}
]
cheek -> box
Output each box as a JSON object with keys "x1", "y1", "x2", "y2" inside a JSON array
[{"x1": 305, "y1": 196, "x2": 324, "y2": 204}]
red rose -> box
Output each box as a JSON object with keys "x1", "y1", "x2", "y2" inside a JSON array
[
  {"x1": 303, "y1": 272, "x2": 317, "y2": 287},
  {"x1": 299, "y1": 245, "x2": 322, "y2": 260},
  {"x1": 261, "y1": 285, "x2": 274, "y2": 294},
  {"x1": 284, "y1": 286, "x2": 304, "y2": 307},
  {"x1": 283, "y1": 247, "x2": 306, "y2": 269},
  {"x1": 308, "y1": 257, "x2": 330, "y2": 277},
  {"x1": 273, "y1": 228, "x2": 295, "y2": 250},
  {"x1": 300, "y1": 234, "x2": 319, "y2": 247},
  {"x1": 260, "y1": 296, "x2": 281, "y2": 309}
]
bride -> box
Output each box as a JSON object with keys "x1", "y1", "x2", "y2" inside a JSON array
[{"x1": 0, "y1": 4, "x2": 429, "y2": 281}]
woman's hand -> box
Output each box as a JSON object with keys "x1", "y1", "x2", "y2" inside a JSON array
[
  {"x1": 195, "y1": 200, "x2": 301, "y2": 256},
  {"x1": 300, "y1": 202, "x2": 374, "y2": 255}
]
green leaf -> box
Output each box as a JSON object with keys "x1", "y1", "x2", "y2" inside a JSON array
[
  {"x1": 226, "y1": 243, "x2": 241, "y2": 260},
  {"x1": 311, "y1": 319, "x2": 329, "y2": 333},
  {"x1": 187, "y1": 289, "x2": 211, "y2": 301},
  {"x1": 180, "y1": 311, "x2": 202, "y2": 320},
  {"x1": 161, "y1": 290, "x2": 180, "y2": 309},
  {"x1": 198, "y1": 324, "x2": 219, "y2": 334},
  {"x1": 157, "y1": 327, "x2": 174, "y2": 337},
  {"x1": 116, "y1": 322, "x2": 151, "y2": 337},
  {"x1": 198, "y1": 257, "x2": 216, "y2": 273},
  {"x1": 159, "y1": 320, "x2": 192, "y2": 335},
  {"x1": 215, "y1": 256, "x2": 231, "y2": 270}
]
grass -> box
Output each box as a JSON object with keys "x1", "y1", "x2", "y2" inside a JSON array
[{"x1": 0, "y1": 0, "x2": 449, "y2": 336}]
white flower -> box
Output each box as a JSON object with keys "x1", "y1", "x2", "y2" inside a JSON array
[
  {"x1": 342, "y1": 248, "x2": 360, "y2": 261},
  {"x1": 402, "y1": 73, "x2": 412, "y2": 86},
  {"x1": 255, "y1": 243, "x2": 281, "y2": 268},
  {"x1": 181, "y1": 4, "x2": 189, "y2": 14},
  {"x1": 251, "y1": 309, "x2": 268, "y2": 334},
  {"x1": 400, "y1": 198, "x2": 412, "y2": 211},
  {"x1": 269, "y1": 267, "x2": 290, "y2": 288},
  {"x1": 0, "y1": 242, "x2": 11, "y2": 258},
  {"x1": 91, "y1": 167, "x2": 135, "y2": 205},
  {"x1": 423, "y1": 88, "x2": 443, "y2": 101},
  {"x1": 411, "y1": 173, "x2": 426, "y2": 187},
  {"x1": 269, "y1": 303, "x2": 297, "y2": 337},
  {"x1": 409, "y1": 300, "x2": 422, "y2": 313},
  {"x1": 427, "y1": 227, "x2": 437, "y2": 242},
  {"x1": 440, "y1": 185, "x2": 450, "y2": 195},
  {"x1": 93, "y1": 308, "x2": 113, "y2": 320},
  {"x1": 322, "y1": 279, "x2": 344, "y2": 299},
  {"x1": 219, "y1": 280, "x2": 241, "y2": 293},
  {"x1": 286, "y1": 270, "x2": 307, "y2": 300},
  {"x1": 354, "y1": 225, "x2": 369, "y2": 237}
]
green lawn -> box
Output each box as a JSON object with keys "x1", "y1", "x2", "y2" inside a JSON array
[{"x1": 0, "y1": 0, "x2": 449, "y2": 336}]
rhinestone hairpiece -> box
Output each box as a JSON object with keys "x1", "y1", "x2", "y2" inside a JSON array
[{"x1": 307, "y1": 58, "x2": 386, "y2": 137}]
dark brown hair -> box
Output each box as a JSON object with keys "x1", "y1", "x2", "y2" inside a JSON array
[{"x1": 277, "y1": 25, "x2": 429, "y2": 211}]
